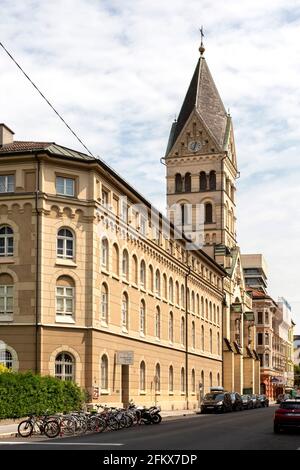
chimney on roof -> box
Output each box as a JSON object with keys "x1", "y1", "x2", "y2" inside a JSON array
[{"x1": 0, "y1": 124, "x2": 14, "y2": 147}]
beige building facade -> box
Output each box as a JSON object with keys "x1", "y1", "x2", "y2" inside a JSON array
[{"x1": 0, "y1": 123, "x2": 225, "y2": 410}]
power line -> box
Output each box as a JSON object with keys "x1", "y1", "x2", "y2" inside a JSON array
[{"x1": 0, "y1": 41, "x2": 95, "y2": 158}]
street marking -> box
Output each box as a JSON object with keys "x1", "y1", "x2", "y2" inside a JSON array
[{"x1": 0, "y1": 441, "x2": 123, "y2": 446}]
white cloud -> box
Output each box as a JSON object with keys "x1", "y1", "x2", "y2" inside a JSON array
[{"x1": 1, "y1": 0, "x2": 300, "y2": 328}]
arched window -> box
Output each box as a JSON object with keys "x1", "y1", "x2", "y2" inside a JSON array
[
  {"x1": 217, "y1": 306, "x2": 220, "y2": 325},
  {"x1": 122, "y1": 250, "x2": 129, "y2": 279},
  {"x1": 169, "y1": 278, "x2": 174, "y2": 303},
  {"x1": 55, "y1": 353, "x2": 74, "y2": 381},
  {"x1": 209, "y1": 301, "x2": 212, "y2": 321},
  {"x1": 0, "y1": 226, "x2": 14, "y2": 257},
  {"x1": 140, "y1": 260, "x2": 146, "y2": 287},
  {"x1": 184, "y1": 173, "x2": 191, "y2": 192},
  {"x1": 169, "y1": 365, "x2": 174, "y2": 392},
  {"x1": 196, "y1": 294, "x2": 200, "y2": 316},
  {"x1": 169, "y1": 312, "x2": 174, "y2": 343},
  {"x1": 181, "y1": 317, "x2": 185, "y2": 345},
  {"x1": 155, "y1": 363, "x2": 160, "y2": 392},
  {"x1": 181, "y1": 285, "x2": 185, "y2": 308},
  {"x1": 101, "y1": 237, "x2": 109, "y2": 269},
  {"x1": 200, "y1": 171, "x2": 207, "y2": 191},
  {"x1": 175, "y1": 173, "x2": 182, "y2": 193},
  {"x1": 191, "y1": 291, "x2": 195, "y2": 313},
  {"x1": 56, "y1": 276, "x2": 75, "y2": 318},
  {"x1": 0, "y1": 273, "x2": 14, "y2": 316},
  {"x1": 213, "y1": 304, "x2": 216, "y2": 323},
  {"x1": 101, "y1": 354, "x2": 108, "y2": 390},
  {"x1": 121, "y1": 292, "x2": 128, "y2": 329},
  {"x1": 155, "y1": 269, "x2": 161, "y2": 296},
  {"x1": 57, "y1": 228, "x2": 74, "y2": 259},
  {"x1": 210, "y1": 329, "x2": 213, "y2": 353},
  {"x1": 163, "y1": 273, "x2": 167, "y2": 298},
  {"x1": 217, "y1": 332, "x2": 220, "y2": 355},
  {"x1": 101, "y1": 283, "x2": 108, "y2": 322},
  {"x1": 187, "y1": 288, "x2": 190, "y2": 311},
  {"x1": 201, "y1": 296, "x2": 204, "y2": 317},
  {"x1": 217, "y1": 372, "x2": 220, "y2": 386},
  {"x1": 0, "y1": 349, "x2": 13, "y2": 369},
  {"x1": 201, "y1": 325, "x2": 205, "y2": 351},
  {"x1": 155, "y1": 307, "x2": 161, "y2": 339},
  {"x1": 209, "y1": 371, "x2": 213, "y2": 388},
  {"x1": 192, "y1": 321, "x2": 195, "y2": 349},
  {"x1": 205, "y1": 299, "x2": 208, "y2": 319},
  {"x1": 132, "y1": 255, "x2": 138, "y2": 284},
  {"x1": 191, "y1": 369, "x2": 196, "y2": 393},
  {"x1": 201, "y1": 370, "x2": 205, "y2": 392},
  {"x1": 112, "y1": 244, "x2": 119, "y2": 275},
  {"x1": 205, "y1": 203, "x2": 213, "y2": 223},
  {"x1": 209, "y1": 171, "x2": 216, "y2": 190},
  {"x1": 149, "y1": 265, "x2": 154, "y2": 292},
  {"x1": 175, "y1": 281, "x2": 180, "y2": 305},
  {"x1": 140, "y1": 361, "x2": 146, "y2": 391},
  {"x1": 181, "y1": 367, "x2": 185, "y2": 393},
  {"x1": 140, "y1": 300, "x2": 146, "y2": 335}
]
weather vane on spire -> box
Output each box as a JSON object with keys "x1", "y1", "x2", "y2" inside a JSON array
[{"x1": 199, "y1": 26, "x2": 205, "y2": 56}]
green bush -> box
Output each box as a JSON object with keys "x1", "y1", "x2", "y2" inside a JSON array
[{"x1": 0, "y1": 371, "x2": 85, "y2": 419}]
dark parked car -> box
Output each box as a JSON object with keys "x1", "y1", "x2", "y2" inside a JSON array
[
  {"x1": 230, "y1": 392, "x2": 243, "y2": 411},
  {"x1": 274, "y1": 399, "x2": 300, "y2": 433},
  {"x1": 241, "y1": 394, "x2": 253, "y2": 409},
  {"x1": 250, "y1": 394, "x2": 260, "y2": 408},
  {"x1": 257, "y1": 394, "x2": 269, "y2": 407},
  {"x1": 201, "y1": 392, "x2": 232, "y2": 413}
]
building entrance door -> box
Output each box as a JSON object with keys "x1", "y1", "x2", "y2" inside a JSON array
[{"x1": 121, "y1": 365, "x2": 129, "y2": 407}]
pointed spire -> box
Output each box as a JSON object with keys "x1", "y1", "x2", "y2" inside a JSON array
[{"x1": 165, "y1": 42, "x2": 228, "y2": 155}]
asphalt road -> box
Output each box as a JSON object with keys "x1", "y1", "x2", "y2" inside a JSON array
[{"x1": 1, "y1": 406, "x2": 300, "y2": 450}]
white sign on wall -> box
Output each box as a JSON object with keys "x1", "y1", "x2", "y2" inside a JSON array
[{"x1": 116, "y1": 351, "x2": 134, "y2": 365}]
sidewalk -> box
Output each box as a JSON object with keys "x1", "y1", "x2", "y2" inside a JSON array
[{"x1": 0, "y1": 422, "x2": 18, "y2": 438}]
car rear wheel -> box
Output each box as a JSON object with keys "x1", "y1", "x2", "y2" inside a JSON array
[{"x1": 273, "y1": 423, "x2": 281, "y2": 434}]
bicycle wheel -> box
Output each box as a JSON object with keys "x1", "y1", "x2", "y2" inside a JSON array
[
  {"x1": 18, "y1": 420, "x2": 33, "y2": 437},
  {"x1": 44, "y1": 420, "x2": 60, "y2": 438}
]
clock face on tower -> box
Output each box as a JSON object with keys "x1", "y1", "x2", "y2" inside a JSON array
[{"x1": 188, "y1": 140, "x2": 202, "y2": 152}]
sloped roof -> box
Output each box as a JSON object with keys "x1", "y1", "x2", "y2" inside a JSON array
[
  {"x1": 166, "y1": 57, "x2": 228, "y2": 154},
  {"x1": 0, "y1": 141, "x2": 95, "y2": 161}
]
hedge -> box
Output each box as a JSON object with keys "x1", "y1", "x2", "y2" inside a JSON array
[{"x1": 0, "y1": 371, "x2": 85, "y2": 419}]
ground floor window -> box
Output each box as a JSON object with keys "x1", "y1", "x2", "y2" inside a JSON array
[{"x1": 55, "y1": 352, "x2": 74, "y2": 381}]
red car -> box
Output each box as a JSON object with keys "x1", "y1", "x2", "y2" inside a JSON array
[{"x1": 274, "y1": 399, "x2": 300, "y2": 433}]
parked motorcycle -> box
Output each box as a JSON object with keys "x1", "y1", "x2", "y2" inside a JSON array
[{"x1": 128, "y1": 402, "x2": 162, "y2": 425}]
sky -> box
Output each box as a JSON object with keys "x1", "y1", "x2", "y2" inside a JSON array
[{"x1": 1, "y1": 0, "x2": 300, "y2": 331}]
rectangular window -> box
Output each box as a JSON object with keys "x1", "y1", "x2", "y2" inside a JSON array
[
  {"x1": 257, "y1": 312, "x2": 263, "y2": 324},
  {"x1": 257, "y1": 333, "x2": 263, "y2": 345},
  {"x1": 56, "y1": 287, "x2": 74, "y2": 315},
  {"x1": 0, "y1": 285, "x2": 13, "y2": 314},
  {"x1": 0, "y1": 175, "x2": 14, "y2": 193},
  {"x1": 140, "y1": 216, "x2": 147, "y2": 236},
  {"x1": 102, "y1": 189, "x2": 109, "y2": 207},
  {"x1": 56, "y1": 176, "x2": 75, "y2": 197},
  {"x1": 120, "y1": 200, "x2": 128, "y2": 223}
]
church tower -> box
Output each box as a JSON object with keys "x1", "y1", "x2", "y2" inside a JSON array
[{"x1": 165, "y1": 41, "x2": 238, "y2": 267}]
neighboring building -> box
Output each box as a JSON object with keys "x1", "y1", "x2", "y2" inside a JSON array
[
  {"x1": 241, "y1": 254, "x2": 268, "y2": 294},
  {"x1": 277, "y1": 297, "x2": 294, "y2": 389},
  {"x1": 164, "y1": 45, "x2": 260, "y2": 394},
  {"x1": 0, "y1": 121, "x2": 226, "y2": 410},
  {"x1": 243, "y1": 255, "x2": 295, "y2": 398},
  {"x1": 294, "y1": 335, "x2": 300, "y2": 367}
]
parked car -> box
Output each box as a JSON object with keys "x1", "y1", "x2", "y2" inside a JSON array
[
  {"x1": 230, "y1": 392, "x2": 243, "y2": 411},
  {"x1": 257, "y1": 394, "x2": 269, "y2": 407},
  {"x1": 241, "y1": 394, "x2": 253, "y2": 410},
  {"x1": 276, "y1": 393, "x2": 290, "y2": 404},
  {"x1": 250, "y1": 394, "x2": 260, "y2": 408},
  {"x1": 201, "y1": 392, "x2": 232, "y2": 413},
  {"x1": 274, "y1": 399, "x2": 300, "y2": 433}
]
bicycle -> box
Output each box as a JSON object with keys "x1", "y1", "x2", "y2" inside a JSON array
[{"x1": 18, "y1": 413, "x2": 60, "y2": 438}]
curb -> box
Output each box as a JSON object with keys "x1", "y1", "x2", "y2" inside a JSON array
[{"x1": 0, "y1": 432, "x2": 18, "y2": 438}]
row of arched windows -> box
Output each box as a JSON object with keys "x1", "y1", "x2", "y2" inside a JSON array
[{"x1": 175, "y1": 171, "x2": 216, "y2": 193}]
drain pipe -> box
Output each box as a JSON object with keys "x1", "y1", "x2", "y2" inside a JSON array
[
  {"x1": 185, "y1": 264, "x2": 191, "y2": 409},
  {"x1": 35, "y1": 154, "x2": 41, "y2": 374}
]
